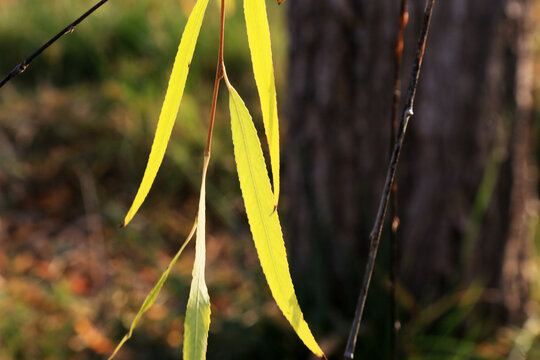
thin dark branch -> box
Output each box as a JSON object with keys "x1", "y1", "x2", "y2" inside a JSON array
[
  {"x1": 389, "y1": 0, "x2": 408, "y2": 359},
  {"x1": 344, "y1": 1, "x2": 434, "y2": 359},
  {"x1": 0, "y1": 0, "x2": 110, "y2": 89}
]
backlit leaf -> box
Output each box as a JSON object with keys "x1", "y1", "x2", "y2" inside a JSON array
[
  {"x1": 183, "y1": 157, "x2": 211, "y2": 360},
  {"x1": 122, "y1": 0, "x2": 211, "y2": 227},
  {"x1": 224, "y1": 75, "x2": 324, "y2": 358},
  {"x1": 243, "y1": 0, "x2": 281, "y2": 207},
  {"x1": 108, "y1": 221, "x2": 197, "y2": 360}
]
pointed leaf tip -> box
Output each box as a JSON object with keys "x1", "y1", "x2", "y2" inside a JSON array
[
  {"x1": 122, "y1": 0, "x2": 211, "y2": 227},
  {"x1": 244, "y1": 0, "x2": 281, "y2": 207},
  {"x1": 224, "y1": 77, "x2": 324, "y2": 358},
  {"x1": 108, "y1": 220, "x2": 197, "y2": 360}
]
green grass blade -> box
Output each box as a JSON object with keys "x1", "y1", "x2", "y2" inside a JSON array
[
  {"x1": 108, "y1": 221, "x2": 198, "y2": 360},
  {"x1": 243, "y1": 0, "x2": 281, "y2": 207},
  {"x1": 224, "y1": 75, "x2": 324, "y2": 358},
  {"x1": 121, "y1": 0, "x2": 210, "y2": 227},
  {"x1": 183, "y1": 158, "x2": 211, "y2": 360}
]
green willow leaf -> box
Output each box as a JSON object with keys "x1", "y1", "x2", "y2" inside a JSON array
[
  {"x1": 183, "y1": 158, "x2": 211, "y2": 360},
  {"x1": 243, "y1": 0, "x2": 281, "y2": 207},
  {"x1": 121, "y1": 0, "x2": 210, "y2": 227},
  {"x1": 224, "y1": 75, "x2": 324, "y2": 358},
  {"x1": 108, "y1": 221, "x2": 197, "y2": 360}
]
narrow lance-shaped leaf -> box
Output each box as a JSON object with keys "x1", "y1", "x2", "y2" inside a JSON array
[
  {"x1": 108, "y1": 221, "x2": 197, "y2": 360},
  {"x1": 243, "y1": 0, "x2": 281, "y2": 207},
  {"x1": 183, "y1": 158, "x2": 211, "y2": 360},
  {"x1": 122, "y1": 0, "x2": 211, "y2": 227},
  {"x1": 224, "y1": 75, "x2": 324, "y2": 358}
]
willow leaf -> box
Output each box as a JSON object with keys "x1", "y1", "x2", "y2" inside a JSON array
[
  {"x1": 108, "y1": 221, "x2": 197, "y2": 360},
  {"x1": 183, "y1": 160, "x2": 211, "y2": 360},
  {"x1": 243, "y1": 0, "x2": 281, "y2": 207},
  {"x1": 225, "y1": 78, "x2": 324, "y2": 358},
  {"x1": 122, "y1": 0, "x2": 210, "y2": 227}
]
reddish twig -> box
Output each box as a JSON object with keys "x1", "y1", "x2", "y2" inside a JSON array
[
  {"x1": 389, "y1": 0, "x2": 408, "y2": 359},
  {"x1": 344, "y1": 1, "x2": 434, "y2": 358}
]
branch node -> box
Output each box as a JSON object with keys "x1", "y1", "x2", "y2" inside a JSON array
[{"x1": 392, "y1": 217, "x2": 400, "y2": 232}]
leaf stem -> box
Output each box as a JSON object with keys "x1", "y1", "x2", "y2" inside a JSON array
[
  {"x1": 343, "y1": 1, "x2": 434, "y2": 359},
  {"x1": 389, "y1": 0, "x2": 408, "y2": 359},
  {"x1": 0, "y1": 0, "x2": 110, "y2": 89}
]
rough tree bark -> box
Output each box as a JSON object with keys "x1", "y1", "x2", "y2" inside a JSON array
[{"x1": 284, "y1": 0, "x2": 534, "y2": 325}]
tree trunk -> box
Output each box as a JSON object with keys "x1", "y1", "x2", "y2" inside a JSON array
[{"x1": 284, "y1": 0, "x2": 534, "y2": 329}]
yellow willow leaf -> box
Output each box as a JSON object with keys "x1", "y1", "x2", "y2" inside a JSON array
[
  {"x1": 243, "y1": 0, "x2": 280, "y2": 207},
  {"x1": 108, "y1": 221, "x2": 197, "y2": 360},
  {"x1": 121, "y1": 0, "x2": 210, "y2": 227},
  {"x1": 184, "y1": 157, "x2": 211, "y2": 360},
  {"x1": 225, "y1": 79, "x2": 324, "y2": 358}
]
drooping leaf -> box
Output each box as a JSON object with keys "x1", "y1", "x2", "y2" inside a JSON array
[
  {"x1": 183, "y1": 158, "x2": 211, "y2": 360},
  {"x1": 108, "y1": 221, "x2": 198, "y2": 360},
  {"x1": 243, "y1": 0, "x2": 281, "y2": 207},
  {"x1": 224, "y1": 75, "x2": 324, "y2": 358},
  {"x1": 121, "y1": 0, "x2": 211, "y2": 227}
]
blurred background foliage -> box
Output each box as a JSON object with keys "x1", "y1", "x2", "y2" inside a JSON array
[{"x1": 0, "y1": 0, "x2": 540, "y2": 359}]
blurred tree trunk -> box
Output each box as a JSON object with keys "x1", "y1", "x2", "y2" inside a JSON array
[{"x1": 284, "y1": 0, "x2": 534, "y2": 324}]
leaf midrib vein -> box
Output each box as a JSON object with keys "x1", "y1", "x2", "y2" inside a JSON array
[{"x1": 231, "y1": 92, "x2": 287, "y2": 303}]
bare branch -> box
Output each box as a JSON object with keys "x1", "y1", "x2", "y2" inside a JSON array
[
  {"x1": 0, "y1": 0, "x2": 110, "y2": 89},
  {"x1": 344, "y1": 1, "x2": 434, "y2": 358}
]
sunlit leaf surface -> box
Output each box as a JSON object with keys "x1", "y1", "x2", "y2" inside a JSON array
[
  {"x1": 244, "y1": 0, "x2": 281, "y2": 207},
  {"x1": 225, "y1": 77, "x2": 324, "y2": 358},
  {"x1": 183, "y1": 158, "x2": 211, "y2": 360},
  {"x1": 122, "y1": 0, "x2": 210, "y2": 227}
]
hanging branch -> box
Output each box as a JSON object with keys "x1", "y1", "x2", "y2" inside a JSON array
[
  {"x1": 344, "y1": 0, "x2": 434, "y2": 359},
  {"x1": 389, "y1": 0, "x2": 408, "y2": 359},
  {"x1": 0, "y1": 0, "x2": 110, "y2": 89}
]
